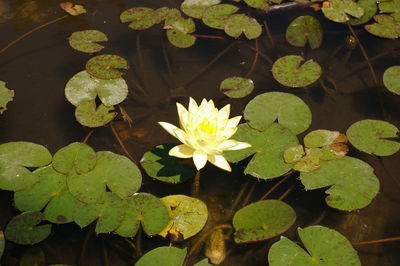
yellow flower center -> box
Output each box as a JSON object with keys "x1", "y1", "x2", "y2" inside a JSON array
[{"x1": 198, "y1": 118, "x2": 218, "y2": 135}]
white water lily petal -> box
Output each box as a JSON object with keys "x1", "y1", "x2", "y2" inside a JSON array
[
  {"x1": 218, "y1": 139, "x2": 240, "y2": 150},
  {"x1": 158, "y1": 122, "x2": 179, "y2": 138},
  {"x1": 169, "y1": 144, "x2": 194, "y2": 158},
  {"x1": 177, "y1": 102, "x2": 189, "y2": 128},
  {"x1": 188, "y1": 97, "x2": 198, "y2": 114},
  {"x1": 226, "y1": 116, "x2": 242, "y2": 129},
  {"x1": 225, "y1": 141, "x2": 252, "y2": 150},
  {"x1": 208, "y1": 154, "x2": 232, "y2": 172},
  {"x1": 174, "y1": 128, "x2": 189, "y2": 145},
  {"x1": 193, "y1": 150, "x2": 208, "y2": 170},
  {"x1": 222, "y1": 127, "x2": 238, "y2": 139},
  {"x1": 218, "y1": 104, "x2": 231, "y2": 122}
]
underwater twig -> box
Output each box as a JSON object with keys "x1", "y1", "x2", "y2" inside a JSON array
[
  {"x1": 244, "y1": 39, "x2": 259, "y2": 78},
  {"x1": 346, "y1": 22, "x2": 377, "y2": 84},
  {"x1": 101, "y1": 238, "x2": 110, "y2": 266},
  {"x1": 192, "y1": 34, "x2": 226, "y2": 40},
  {"x1": 278, "y1": 183, "x2": 297, "y2": 201},
  {"x1": 241, "y1": 181, "x2": 257, "y2": 208},
  {"x1": 228, "y1": 181, "x2": 250, "y2": 218},
  {"x1": 110, "y1": 122, "x2": 136, "y2": 164},
  {"x1": 309, "y1": 210, "x2": 327, "y2": 226},
  {"x1": 242, "y1": 42, "x2": 273, "y2": 65},
  {"x1": 258, "y1": 173, "x2": 291, "y2": 201},
  {"x1": 161, "y1": 35, "x2": 175, "y2": 88},
  {"x1": 0, "y1": 15, "x2": 68, "y2": 55},
  {"x1": 191, "y1": 170, "x2": 201, "y2": 197},
  {"x1": 82, "y1": 130, "x2": 94, "y2": 144},
  {"x1": 352, "y1": 236, "x2": 400, "y2": 246},
  {"x1": 263, "y1": 19, "x2": 275, "y2": 48},
  {"x1": 135, "y1": 33, "x2": 150, "y2": 93}
]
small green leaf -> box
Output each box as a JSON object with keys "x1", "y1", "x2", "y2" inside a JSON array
[
  {"x1": 120, "y1": 7, "x2": 157, "y2": 30},
  {"x1": 283, "y1": 145, "x2": 305, "y2": 163},
  {"x1": 292, "y1": 148, "x2": 322, "y2": 173},
  {"x1": 268, "y1": 226, "x2": 361, "y2": 266},
  {"x1": 244, "y1": 0, "x2": 269, "y2": 9},
  {"x1": 286, "y1": 16, "x2": 323, "y2": 49},
  {"x1": 202, "y1": 4, "x2": 239, "y2": 29},
  {"x1": 243, "y1": 92, "x2": 312, "y2": 134},
  {"x1": 300, "y1": 156, "x2": 379, "y2": 210},
  {"x1": 322, "y1": 0, "x2": 364, "y2": 23},
  {"x1": 272, "y1": 55, "x2": 322, "y2": 88},
  {"x1": 52, "y1": 142, "x2": 97, "y2": 174},
  {"x1": 379, "y1": 0, "x2": 400, "y2": 20},
  {"x1": 135, "y1": 247, "x2": 187, "y2": 266},
  {"x1": 159, "y1": 195, "x2": 208, "y2": 240},
  {"x1": 224, "y1": 123, "x2": 299, "y2": 179},
  {"x1": 304, "y1": 130, "x2": 342, "y2": 148},
  {"x1": 140, "y1": 144, "x2": 195, "y2": 184},
  {"x1": 85, "y1": 54, "x2": 128, "y2": 80},
  {"x1": 5, "y1": 211, "x2": 51, "y2": 245},
  {"x1": 181, "y1": 0, "x2": 221, "y2": 19},
  {"x1": 0, "y1": 80, "x2": 14, "y2": 114},
  {"x1": 383, "y1": 65, "x2": 400, "y2": 94},
  {"x1": 233, "y1": 200, "x2": 295, "y2": 243},
  {"x1": 350, "y1": 0, "x2": 378, "y2": 25},
  {"x1": 68, "y1": 30, "x2": 108, "y2": 53},
  {"x1": 365, "y1": 15, "x2": 400, "y2": 39},
  {"x1": 347, "y1": 119, "x2": 400, "y2": 156},
  {"x1": 75, "y1": 100, "x2": 116, "y2": 128},
  {"x1": 219, "y1": 77, "x2": 254, "y2": 98},
  {"x1": 224, "y1": 14, "x2": 262, "y2": 39},
  {"x1": 166, "y1": 17, "x2": 197, "y2": 48}
]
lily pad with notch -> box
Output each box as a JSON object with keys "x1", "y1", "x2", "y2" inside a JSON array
[
  {"x1": 0, "y1": 80, "x2": 14, "y2": 114},
  {"x1": 272, "y1": 55, "x2": 322, "y2": 88},
  {"x1": 224, "y1": 123, "x2": 299, "y2": 179},
  {"x1": 166, "y1": 16, "x2": 197, "y2": 48},
  {"x1": 350, "y1": 0, "x2": 378, "y2": 25},
  {"x1": 202, "y1": 4, "x2": 239, "y2": 29},
  {"x1": 68, "y1": 30, "x2": 108, "y2": 53},
  {"x1": 75, "y1": 100, "x2": 116, "y2": 128},
  {"x1": 268, "y1": 225, "x2": 361, "y2": 266},
  {"x1": 114, "y1": 193, "x2": 170, "y2": 237},
  {"x1": 322, "y1": 0, "x2": 364, "y2": 23},
  {"x1": 383, "y1": 65, "x2": 400, "y2": 94},
  {"x1": 140, "y1": 144, "x2": 195, "y2": 184},
  {"x1": 365, "y1": 15, "x2": 400, "y2": 39},
  {"x1": 346, "y1": 119, "x2": 400, "y2": 156},
  {"x1": 181, "y1": 0, "x2": 221, "y2": 19},
  {"x1": 233, "y1": 200, "x2": 296, "y2": 243},
  {"x1": 224, "y1": 14, "x2": 262, "y2": 39},
  {"x1": 0, "y1": 142, "x2": 52, "y2": 191},
  {"x1": 286, "y1": 16, "x2": 323, "y2": 49},
  {"x1": 120, "y1": 7, "x2": 157, "y2": 30},
  {"x1": 85, "y1": 54, "x2": 128, "y2": 80},
  {"x1": 243, "y1": 0, "x2": 269, "y2": 9},
  {"x1": 5, "y1": 211, "x2": 51, "y2": 245},
  {"x1": 136, "y1": 247, "x2": 187, "y2": 266},
  {"x1": 219, "y1": 76, "x2": 254, "y2": 98},
  {"x1": 379, "y1": 0, "x2": 400, "y2": 20}
]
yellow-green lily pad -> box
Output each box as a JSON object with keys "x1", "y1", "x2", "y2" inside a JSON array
[
  {"x1": 379, "y1": 0, "x2": 400, "y2": 20},
  {"x1": 75, "y1": 100, "x2": 116, "y2": 128},
  {"x1": 52, "y1": 142, "x2": 96, "y2": 175},
  {"x1": 68, "y1": 30, "x2": 108, "y2": 53},
  {"x1": 244, "y1": 0, "x2": 269, "y2": 9},
  {"x1": 120, "y1": 7, "x2": 157, "y2": 30},
  {"x1": 383, "y1": 65, "x2": 400, "y2": 94},
  {"x1": 85, "y1": 54, "x2": 128, "y2": 80},
  {"x1": 365, "y1": 14, "x2": 400, "y2": 39},
  {"x1": 0, "y1": 80, "x2": 14, "y2": 114},
  {"x1": 219, "y1": 76, "x2": 254, "y2": 98},
  {"x1": 136, "y1": 247, "x2": 187, "y2": 266},
  {"x1": 322, "y1": 0, "x2": 364, "y2": 23},
  {"x1": 286, "y1": 16, "x2": 323, "y2": 49},
  {"x1": 224, "y1": 14, "x2": 262, "y2": 39},
  {"x1": 202, "y1": 4, "x2": 239, "y2": 30},
  {"x1": 181, "y1": 0, "x2": 221, "y2": 19},
  {"x1": 350, "y1": 0, "x2": 377, "y2": 25},
  {"x1": 166, "y1": 16, "x2": 197, "y2": 48}
]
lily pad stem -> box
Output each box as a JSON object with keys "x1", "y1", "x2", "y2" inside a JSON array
[
  {"x1": 101, "y1": 238, "x2": 110, "y2": 266},
  {"x1": 352, "y1": 236, "x2": 400, "y2": 246},
  {"x1": 191, "y1": 170, "x2": 201, "y2": 197},
  {"x1": 241, "y1": 181, "x2": 257, "y2": 208},
  {"x1": 82, "y1": 130, "x2": 94, "y2": 144},
  {"x1": 135, "y1": 227, "x2": 143, "y2": 258},
  {"x1": 192, "y1": 34, "x2": 226, "y2": 40},
  {"x1": 258, "y1": 173, "x2": 291, "y2": 201},
  {"x1": 110, "y1": 122, "x2": 136, "y2": 164},
  {"x1": 242, "y1": 42, "x2": 273, "y2": 65},
  {"x1": 79, "y1": 224, "x2": 95, "y2": 266},
  {"x1": 263, "y1": 19, "x2": 275, "y2": 48},
  {"x1": 0, "y1": 15, "x2": 68, "y2": 55},
  {"x1": 227, "y1": 181, "x2": 250, "y2": 219},
  {"x1": 278, "y1": 182, "x2": 297, "y2": 201},
  {"x1": 244, "y1": 38, "x2": 259, "y2": 78}
]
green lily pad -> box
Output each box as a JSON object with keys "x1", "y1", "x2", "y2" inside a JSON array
[
  {"x1": 120, "y1": 7, "x2": 157, "y2": 30},
  {"x1": 350, "y1": 0, "x2": 378, "y2": 25},
  {"x1": 194, "y1": 259, "x2": 212, "y2": 266},
  {"x1": 136, "y1": 247, "x2": 187, "y2": 266},
  {"x1": 286, "y1": 16, "x2": 323, "y2": 49},
  {"x1": 304, "y1": 130, "x2": 342, "y2": 148},
  {"x1": 181, "y1": 0, "x2": 221, "y2": 19},
  {"x1": 383, "y1": 65, "x2": 400, "y2": 94},
  {"x1": 346, "y1": 119, "x2": 400, "y2": 156},
  {"x1": 268, "y1": 226, "x2": 361, "y2": 266},
  {"x1": 224, "y1": 123, "x2": 299, "y2": 179},
  {"x1": 5, "y1": 211, "x2": 51, "y2": 245},
  {"x1": 243, "y1": 92, "x2": 312, "y2": 134},
  {"x1": 159, "y1": 195, "x2": 208, "y2": 240},
  {"x1": 52, "y1": 142, "x2": 97, "y2": 174},
  {"x1": 283, "y1": 145, "x2": 305, "y2": 164},
  {"x1": 67, "y1": 151, "x2": 142, "y2": 204},
  {"x1": 365, "y1": 15, "x2": 400, "y2": 39},
  {"x1": 233, "y1": 200, "x2": 296, "y2": 243},
  {"x1": 0, "y1": 142, "x2": 52, "y2": 191},
  {"x1": 115, "y1": 193, "x2": 170, "y2": 237},
  {"x1": 244, "y1": 0, "x2": 269, "y2": 9},
  {"x1": 272, "y1": 55, "x2": 322, "y2": 88},
  {"x1": 68, "y1": 30, "x2": 108, "y2": 53},
  {"x1": 292, "y1": 148, "x2": 322, "y2": 173},
  {"x1": 65, "y1": 70, "x2": 128, "y2": 107},
  {"x1": 322, "y1": 0, "x2": 364, "y2": 23},
  {"x1": 300, "y1": 156, "x2": 379, "y2": 210},
  {"x1": 140, "y1": 144, "x2": 195, "y2": 184},
  {"x1": 0, "y1": 231, "x2": 4, "y2": 260},
  {"x1": 44, "y1": 190, "x2": 79, "y2": 224},
  {"x1": 224, "y1": 14, "x2": 262, "y2": 39},
  {"x1": 202, "y1": 4, "x2": 239, "y2": 30},
  {"x1": 166, "y1": 17, "x2": 196, "y2": 48},
  {"x1": 219, "y1": 76, "x2": 254, "y2": 98},
  {"x1": 85, "y1": 54, "x2": 128, "y2": 80},
  {"x1": 75, "y1": 100, "x2": 116, "y2": 128},
  {"x1": 20, "y1": 247, "x2": 45, "y2": 266},
  {"x1": 0, "y1": 80, "x2": 14, "y2": 114},
  {"x1": 379, "y1": 0, "x2": 400, "y2": 20}
]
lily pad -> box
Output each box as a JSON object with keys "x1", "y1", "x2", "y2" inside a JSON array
[
  {"x1": 140, "y1": 144, "x2": 195, "y2": 184},
  {"x1": 243, "y1": 92, "x2": 312, "y2": 134},
  {"x1": 379, "y1": 0, "x2": 400, "y2": 20},
  {"x1": 68, "y1": 30, "x2": 108, "y2": 53},
  {"x1": 285, "y1": 147, "x2": 322, "y2": 173},
  {"x1": 300, "y1": 156, "x2": 379, "y2": 210},
  {"x1": 0, "y1": 80, "x2": 14, "y2": 114},
  {"x1": 52, "y1": 142, "x2": 97, "y2": 174},
  {"x1": 115, "y1": 193, "x2": 170, "y2": 237},
  {"x1": 219, "y1": 76, "x2": 254, "y2": 98},
  {"x1": 67, "y1": 151, "x2": 142, "y2": 204},
  {"x1": 65, "y1": 70, "x2": 128, "y2": 107},
  {"x1": 232, "y1": 200, "x2": 296, "y2": 243},
  {"x1": 286, "y1": 16, "x2": 323, "y2": 49},
  {"x1": 181, "y1": 0, "x2": 221, "y2": 19},
  {"x1": 224, "y1": 14, "x2": 262, "y2": 40},
  {"x1": 202, "y1": 4, "x2": 239, "y2": 29},
  {"x1": 194, "y1": 259, "x2": 212, "y2": 266},
  {"x1": 166, "y1": 17, "x2": 196, "y2": 48},
  {"x1": 268, "y1": 226, "x2": 361, "y2": 266},
  {"x1": 304, "y1": 130, "x2": 343, "y2": 148},
  {"x1": 350, "y1": 0, "x2": 378, "y2": 25},
  {"x1": 136, "y1": 247, "x2": 187, "y2": 266},
  {"x1": 85, "y1": 54, "x2": 128, "y2": 80},
  {"x1": 159, "y1": 195, "x2": 208, "y2": 240},
  {"x1": 365, "y1": 15, "x2": 400, "y2": 39},
  {"x1": 383, "y1": 65, "x2": 400, "y2": 94},
  {"x1": 272, "y1": 55, "x2": 322, "y2": 88},
  {"x1": 322, "y1": 0, "x2": 364, "y2": 23},
  {"x1": 0, "y1": 142, "x2": 52, "y2": 191},
  {"x1": 5, "y1": 211, "x2": 51, "y2": 245},
  {"x1": 75, "y1": 100, "x2": 116, "y2": 128},
  {"x1": 244, "y1": 0, "x2": 269, "y2": 9},
  {"x1": 120, "y1": 7, "x2": 157, "y2": 30},
  {"x1": 346, "y1": 119, "x2": 400, "y2": 156},
  {"x1": 44, "y1": 190, "x2": 79, "y2": 224},
  {"x1": 224, "y1": 123, "x2": 299, "y2": 179}
]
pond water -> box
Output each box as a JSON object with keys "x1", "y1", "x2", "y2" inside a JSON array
[{"x1": 0, "y1": 0, "x2": 400, "y2": 265}]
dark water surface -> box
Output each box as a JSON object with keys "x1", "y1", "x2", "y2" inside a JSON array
[{"x1": 1, "y1": 0, "x2": 400, "y2": 265}]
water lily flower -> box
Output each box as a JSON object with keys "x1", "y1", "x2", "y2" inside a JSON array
[{"x1": 158, "y1": 98, "x2": 251, "y2": 172}]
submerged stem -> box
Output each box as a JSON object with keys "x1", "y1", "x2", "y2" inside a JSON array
[
  {"x1": 82, "y1": 130, "x2": 94, "y2": 144},
  {"x1": 244, "y1": 39, "x2": 259, "y2": 78},
  {"x1": 191, "y1": 170, "x2": 201, "y2": 197},
  {"x1": 258, "y1": 173, "x2": 291, "y2": 201},
  {"x1": 352, "y1": 236, "x2": 400, "y2": 246},
  {"x1": 110, "y1": 122, "x2": 136, "y2": 164}
]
